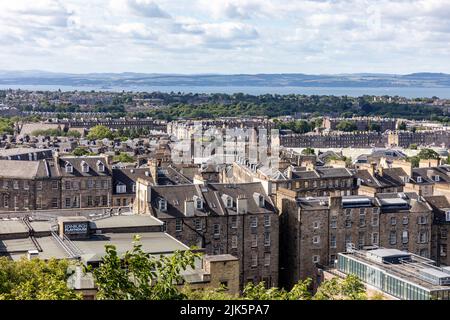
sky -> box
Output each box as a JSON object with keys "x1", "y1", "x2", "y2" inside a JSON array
[{"x1": 0, "y1": 0, "x2": 450, "y2": 74}]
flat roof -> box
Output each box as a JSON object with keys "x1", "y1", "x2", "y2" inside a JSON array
[
  {"x1": 0, "y1": 220, "x2": 28, "y2": 235},
  {"x1": 0, "y1": 238, "x2": 36, "y2": 255},
  {"x1": 89, "y1": 215, "x2": 162, "y2": 229},
  {"x1": 72, "y1": 232, "x2": 189, "y2": 263},
  {"x1": 369, "y1": 249, "x2": 411, "y2": 258}
]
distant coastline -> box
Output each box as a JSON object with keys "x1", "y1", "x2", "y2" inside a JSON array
[{"x1": 1, "y1": 84, "x2": 450, "y2": 99}]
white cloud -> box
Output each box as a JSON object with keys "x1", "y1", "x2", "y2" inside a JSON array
[{"x1": 0, "y1": 0, "x2": 450, "y2": 74}]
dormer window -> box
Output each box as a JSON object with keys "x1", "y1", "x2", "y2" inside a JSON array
[
  {"x1": 254, "y1": 193, "x2": 265, "y2": 208},
  {"x1": 435, "y1": 175, "x2": 440, "y2": 182},
  {"x1": 158, "y1": 198, "x2": 167, "y2": 211},
  {"x1": 132, "y1": 184, "x2": 136, "y2": 192},
  {"x1": 81, "y1": 161, "x2": 89, "y2": 173},
  {"x1": 221, "y1": 194, "x2": 233, "y2": 208},
  {"x1": 417, "y1": 176, "x2": 423, "y2": 183},
  {"x1": 446, "y1": 211, "x2": 450, "y2": 222},
  {"x1": 193, "y1": 196, "x2": 203, "y2": 210},
  {"x1": 65, "y1": 162, "x2": 73, "y2": 173},
  {"x1": 97, "y1": 161, "x2": 105, "y2": 172},
  {"x1": 116, "y1": 183, "x2": 126, "y2": 194}
]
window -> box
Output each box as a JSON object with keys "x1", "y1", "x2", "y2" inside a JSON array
[
  {"x1": 102, "y1": 180, "x2": 108, "y2": 189},
  {"x1": 3, "y1": 180, "x2": 8, "y2": 189},
  {"x1": 213, "y1": 224, "x2": 220, "y2": 238},
  {"x1": 391, "y1": 217, "x2": 397, "y2": 226},
  {"x1": 359, "y1": 217, "x2": 366, "y2": 227},
  {"x1": 3, "y1": 195, "x2": 9, "y2": 208},
  {"x1": 358, "y1": 232, "x2": 365, "y2": 248},
  {"x1": 36, "y1": 181, "x2": 42, "y2": 190},
  {"x1": 132, "y1": 184, "x2": 136, "y2": 193},
  {"x1": 418, "y1": 216, "x2": 427, "y2": 225},
  {"x1": 264, "y1": 232, "x2": 271, "y2": 247},
  {"x1": 441, "y1": 244, "x2": 447, "y2": 257},
  {"x1": 330, "y1": 255, "x2": 337, "y2": 265},
  {"x1": 389, "y1": 231, "x2": 397, "y2": 245},
  {"x1": 441, "y1": 228, "x2": 448, "y2": 239},
  {"x1": 52, "y1": 181, "x2": 58, "y2": 189},
  {"x1": 264, "y1": 253, "x2": 271, "y2": 266},
  {"x1": 251, "y1": 252, "x2": 258, "y2": 267},
  {"x1": 36, "y1": 197, "x2": 42, "y2": 209},
  {"x1": 345, "y1": 234, "x2": 352, "y2": 246},
  {"x1": 330, "y1": 216, "x2": 337, "y2": 229},
  {"x1": 372, "y1": 232, "x2": 379, "y2": 245},
  {"x1": 88, "y1": 180, "x2": 94, "y2": 189},
  {"x1": 87, "y1": 196, "x2": 93, "y2": 206},
  {"x1": 231, "y1": 216, "x2": 238, "y2": 229},
  {"x1": 312, "y1": 255, "x2": 320, "y2": 264},
  {"x1": 175, "y1": 219, "x2": 183, "y2": 232},
  {"x1": 420, "y1": 249, "x2": 429, "y2": 258},
  {"x1": 51, "y1": 198, "x2": 58, "y2": 208},
  {"x1": 65, "y1": 163, "x2": 73, "y2": 173},
  {"x1": 313, "y1": 221, "x2": 320, "y2": 229},
  {"x1": 330, "y1": 235, "x2": 337, "y2": 248},
  {"x1": 13, "y1": 181, "x2": 19, "y2": 190},
  {"x1": 115, "y1": 198, "x2": 121, "y2": 206},
  {"x1": 195, "y1": 198, "x2": 203, "y2": 210},
  {"x1": 264, "y1": 215, "x2": 271, "y2": 227},
  {"x1": 116, "y1": 184, "x2": 126, "y2": 194},
  {"x1": 359, "y1": 208, "x2": 366, "y2": 216},
  {"x1": 313, "y1": 235, "x2": 320, "y2": 244},
  {"x1": 65, "y1": 198, "x2": 71, "y2": 208},
  {"x1": 402, "y1": 231, "x2": 409, "y2": 244},
  {"x1": 419, "y1": 232, "x2": 428, "y2": 243},
  {"x1": 194, "y1": 219, "x2": 202, "y2": 231},
  {"x1": 65, "y1": 181, "x2": 71, "y2": 190},
  {"x1": 81, "y1": 162, "x2": 89, "y2": 173},
  {"x1": 97, "y1": 161, "x2": 105, "y2": 172},
  {"x1": 417, "y1": 176, "x2": 423, "y2": 183},
  {"x1": 403, "y1": 216, "x2": 409, "y2": 225},
  {"x1": 372, "y1": 214, "x2": 379, "y2": 227},
  {"x1": 345, "y1": 220, "x2": 352, "y2": 228},
  {"x1": 23, "y1": 181, "x2": 29, "y2": 190},
  {"x1": 250, "y1": 216, "x2": 258, "y2": 228},
  {"x1": 251, "y1": 234, "x2": 258, "y2": 247},
  {"x1": 72, "y1": 181, "x2": 79, "y2": 190},
  {"x1": 225, "y1": 196, "x2": 233, "y2": 208},
  {"x1": 158, "y1": 199, "x2": 167, "y2": 211},
  {"x1": 435, "y1": 175, "x2": 440, "y2": 182},
  {"x1": 102, "y1": 196, "x2": 107, "y2": 206},
  {"x1": 345, "y1": 209, "x2": 352, "y2": 218},
  {"x1": 231, "y1": 235, "x2": 238, "y2": 249}
]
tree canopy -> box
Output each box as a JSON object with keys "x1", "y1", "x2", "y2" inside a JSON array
[
  {"x1": 87, "y1": 125, "x2": 114, "y2": 140},
  {"x1": 0, "y1": 257, "x2": 81, "y2": 300}
]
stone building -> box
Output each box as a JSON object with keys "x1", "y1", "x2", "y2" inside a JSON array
[
  {"x1": 277, "y1": 190, "x2": 434, "y2": 289},
  {"x1": 134, "y1": 180, "x2": 279, "y2": 289},
  {"x1": 54, "y1": 155, "x2": 113, "y2": 209},
  {"x1": 0, "y1": 155, "x2": 114, "y2": 211}
]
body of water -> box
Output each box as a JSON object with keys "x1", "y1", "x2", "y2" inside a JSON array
[{"x1": 1, "y1": 84, "x2": 450, "y2": 98}]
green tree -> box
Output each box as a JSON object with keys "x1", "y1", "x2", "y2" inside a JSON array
[
  {"x1": 92, "y1": 235, "x2": 201, "y2": 300},
  {"x1": 417, "y1": 148, "x2": 440, "y2": 160},
  {"x1": 336, "y1": 120, "x2": 357, "y2": 132},
  {"x1": 409, "y1": 144, "x2": 418, "y2": 150},
  {"x1": 313, "y1": 275, "x2": 367, "y2": 300},
  {"x1": 368, "y1": 123, "x2": 381, "y2": 132},
  {"x1": 87, "y1": 125, "x2": 114, "y2": 140},
  {"x1": 301, "y1": 147, "x2": 315, "y2": 155},
  {"x1": 398, "y1": 122, "x2": 407, "y2": 131},
  {"x1": 0, "y1": 257, "x2": 81, "y2": 300},
  {"x1": 72, "y1": 147, "x2": 90, "y2": 156},
  {"x1": 114, "y1": 153, "x2": 135, "y2": 163}
]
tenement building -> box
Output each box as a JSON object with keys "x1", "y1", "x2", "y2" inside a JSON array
[
  {"x1": 280, "y1": 131, "x2": 386, "y2": 148},
  {"x1": 229, "y1": 161, "x2": 357, "y2": 203},
  {"x1": 0, "y1": 154, "x2": 113, "y2": 211},
  {"x1": 134, "y1": 180, "x2": 279, "y2": 289},
  {"x1": 277, "y1": 191, "x2": 433, "y2": 289}
]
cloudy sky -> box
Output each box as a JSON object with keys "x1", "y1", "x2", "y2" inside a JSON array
[{"x1": 0, "y1": 0, "x2": 449, "y2": 74}]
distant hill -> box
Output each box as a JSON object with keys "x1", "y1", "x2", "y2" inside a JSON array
[{"x1": 0, "y1": 71, "x2": 450, "y2": 88}]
